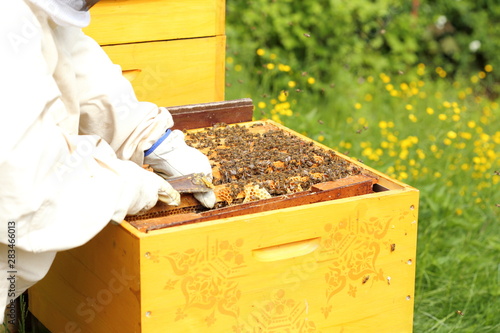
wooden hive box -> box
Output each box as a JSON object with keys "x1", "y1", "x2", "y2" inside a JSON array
[
  {"x1": 82, "y1": 0, "x2": 226, "y2": 107},
  {"x1": 29, "y1": 100, "x2": 419, "y2": 333}
]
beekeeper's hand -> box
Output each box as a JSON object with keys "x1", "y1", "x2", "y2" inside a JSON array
[
  {"x1": 122, "y1": 171, "x2": 180, "y2": 215},
  {"x1": 144, "y1": 129, "x2": 216, "y2": 208},
  {"x1": 110, "y1": 158, "x2": 181, "y2": 224}
]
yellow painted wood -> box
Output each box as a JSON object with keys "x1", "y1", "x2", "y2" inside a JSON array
[
  {"x1": 101, "y1": 36, "x2": 226, "y2": 107},
  {"x1": 29, "y1": 224, "x2": 142, "y2": 333},
  {"x1": 29, "y1": 121, "x2": 419, "y2": 332},
  {"x1": 138, "y1": 189, "x2": 418, "y2": 332},
  {"x1": 83, "y1": 0, "x2": 226, "y2": 45}
]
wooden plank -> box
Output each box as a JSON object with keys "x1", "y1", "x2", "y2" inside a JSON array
[
  {"x1": 169, "y1": 98, "x2": 254, "y2": 130},
  {"x1": 129, "y1": 174, "x2": 377, "y2": 232},
  {"x1": 83, "y1": 0, "x2": 225, "y2": 45},
  {"x1": 101, "y1": 36, "x2": 225, "y2": 107},
  {"x1": 29, "y1": 225, "x2": 142, "y2": 333}
]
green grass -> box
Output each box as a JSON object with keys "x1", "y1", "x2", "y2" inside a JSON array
[{"x1": 225, "y1": 46, "x2": 500, "y2": 332}]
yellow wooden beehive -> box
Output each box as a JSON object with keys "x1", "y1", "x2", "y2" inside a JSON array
[
  {"x1": 28, "y1": 1, "x2": 419, "y2": 332},
  {"x1": 29, "y1": 120, "x2": 419, "y2": 333},
  {"x1": 82, "y1": 0, "x2": 226, "y2": 107}
]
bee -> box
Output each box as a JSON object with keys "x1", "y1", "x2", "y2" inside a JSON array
[
  {"x1": 303, "y1": 33, "x2": 311, "y2": 38},
  {"x1": 456, "y1": 310, "x2": 464, "y2": 316},
  {"x1": 362, "y1": 275, "x2": 370, "y2": 284},
  {"x1": 390, "y1": 244, "x2": 396, "y2": 252}
]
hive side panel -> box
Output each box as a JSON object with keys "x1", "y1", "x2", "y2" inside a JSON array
[
  {"x1": 83, "y1": 0, "x2": 224, "y2": 45},
  {"x1": 101, "y1": 36, "x2": 225, "y2": 107},
  {"x1": 136, "y1": 189, "x2": 419, "y2": 332},
  {"x1": 29, "y1": 224, "x2": 142, "y2": 333}
]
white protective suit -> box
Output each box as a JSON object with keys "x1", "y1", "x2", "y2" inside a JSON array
[{"x1": 0, "y1": 0, "x2": 181, "y2": 311}]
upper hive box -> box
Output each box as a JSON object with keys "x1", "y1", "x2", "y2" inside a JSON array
[
  {"x1": 29, "y1": 110, "x2": 419, "y2": 332},
  {"x1": 83, "y1": 0, "x2": 226, "y2": 107}
]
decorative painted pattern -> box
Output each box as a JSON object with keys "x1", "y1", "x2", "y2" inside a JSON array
[
  {"x1": 320, "y1": 212, "x2": 407, "y2": 318},
  {"x1": 162, "y1": 209, "x2": 408, "y2": 329},
  {"x1": 164, "y1": 237, "x2": 246, "y2": 326},
  {"x1": 233, "y1": 289, "x2": 319, "y2": 333}
]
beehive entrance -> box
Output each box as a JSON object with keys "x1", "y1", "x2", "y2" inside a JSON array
[{"x1": 126, "y1": 121, "x2": 377, "y2": 231}]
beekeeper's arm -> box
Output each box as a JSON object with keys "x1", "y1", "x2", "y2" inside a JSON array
[
  {"x1": 0, "y1": 1, "x2": 179, "y2": 253},
  {"x1": 71, "y1": 22, "x2": 216, "y2": 208}
]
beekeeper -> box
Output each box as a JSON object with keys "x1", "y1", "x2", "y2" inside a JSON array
[{"x1": 0, "y1": 0, "x2": 216, "y2": 319}]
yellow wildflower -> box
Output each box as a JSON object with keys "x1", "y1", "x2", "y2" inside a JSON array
[
  {"x1": 417, "y1": 64, "x2": 425, "y2": 76},
  {"x1": 380, "y1": 73, "x2": 391, "y2": 83},
  {"x1": 256, "y1": 49, "x2": 265, "y2": 56},
  {"x1": 436, "y1": 67, "x2": 447, "y2": 78},
  {"x1": 460, "y1": 132, "x2": 472, "y2": 140},
  {"x1": 278, "y1": 91, "x2": 287, "y2": 102}
]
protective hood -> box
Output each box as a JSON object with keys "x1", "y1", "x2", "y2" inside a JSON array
[{"x1": 27, "y1": 0, "x2": 91, "y2": 28}]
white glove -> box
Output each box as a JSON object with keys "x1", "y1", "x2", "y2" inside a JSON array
[
  {"x1": 144, "y1": 129, "x2": 216, "y2": 208},
  {"x1": 107, "y1": 160, "x2": 180, "y2": 223}
]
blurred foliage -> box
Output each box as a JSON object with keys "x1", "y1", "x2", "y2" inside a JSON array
[
  {"x1": 227, "y1": 0, "x2": 500, "y2": 96},
  {"x1": 226, "y1": 2, "x2": 500, "y2": 331}
]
